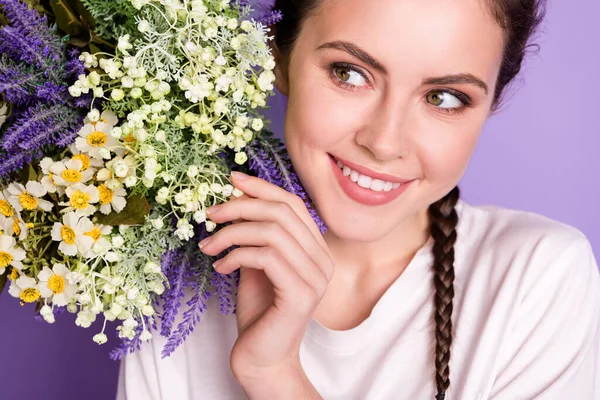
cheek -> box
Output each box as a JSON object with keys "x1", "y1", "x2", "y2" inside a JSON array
[
  {"x1": 284, "y1": 70, "x2": 369, "y2": 151},
  {"x1": 417, "y1": 121, "x2": 481, "y2": 189}
]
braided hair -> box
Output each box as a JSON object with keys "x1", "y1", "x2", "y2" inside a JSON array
[{"x1": 269, "y1": 0, "x2": 546, "y2": 397}]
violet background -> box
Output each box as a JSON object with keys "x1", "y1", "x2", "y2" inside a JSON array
[{"x1": 0, "y1": 0, "x2": 598, "y2": 399}]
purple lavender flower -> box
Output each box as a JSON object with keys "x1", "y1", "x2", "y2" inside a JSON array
[
  {"x1": 0, "y1": 149, "x2": 36, "y2": 179},
  {"x1": 256, "y1": 9, "x2": 283, "y2": 26},
  {"x1": 158, "y1": 247, "x2": 192, "y2": 338},
  {"x1": 210, "y1": 270, "x2": 234, "y2": 315},
  {"x1": 246, "y1": 133, "x2": 328, "y2": 234},
  {"x1": 0, "y1": 0, "x2": 64, "y2": 70},
  {"x1": 109, "y1": 318, "x2": 150, "y2": 361},
  {"x1": 0, "y1": 0, "x2": 87, "y2": 178},
  {"x1": 161, "y1": 272, "x2": 212, "y2": 358},
  {"x1": 1, "y1": 103, "x2": 81, "y2": 152}
]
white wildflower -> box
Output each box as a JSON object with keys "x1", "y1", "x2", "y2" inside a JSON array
[
  {"x1": 63, "y1": 183, "x2": 99, "y2": 217},
  {"x1": 6, "y1": 181, "x2": 53, "y2": 212},
  {"x1": 175, "y1": 219, "x2": 194, "y2": 241},
  {"x1": 8, "y1": 276, "x2": 41, "y2": 304},
  {"x1": 38, "y1": 263, "x2": 79, "y2": 307},
  {"x1": 51, "y1": 212, "x2": 95, "y2": 256},
  {"x1": 97, "y1": 184, "x2": 127, "y2": 215},
  {"x1": 0, "y1": 235, "x2": 26, "y2": 275}
]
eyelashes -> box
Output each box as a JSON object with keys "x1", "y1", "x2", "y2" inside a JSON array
[{"x1": 327, "y1": 62, "x2": 474, "y2": 115}]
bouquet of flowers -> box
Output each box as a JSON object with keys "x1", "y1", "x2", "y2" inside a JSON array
[{"x1": 0, "y1": 0, "x2": 324, "y2": 359}]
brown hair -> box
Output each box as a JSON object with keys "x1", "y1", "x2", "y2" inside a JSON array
[{"x1": 268, "y1": 0, "x2": 546, "y2": 397}]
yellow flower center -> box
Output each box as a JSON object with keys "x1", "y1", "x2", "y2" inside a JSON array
[
  {"x1": 26, "y1": 222, "x2": 34, "y2": 228},
  {"x1": 84, "y1": 227, "x2": 102, "y2": 242},
  {"x1": 20, "y1": 288, "x2": 40, "y2": 304},
  {"x1": 87, "y1": 131, "x2": 107, "y2": 147},
  {"x1": 61, "y1": 169, "x2": 82, "y2": 183},
  {"x1": 60, "y1": 225, "x2": 76, "y2": 245},
  {"x1": 70, "y1": 190, "x2": 91, "y2": 209},
  {"x1": 48, "y1": 172, "x2": 56, "y2": 184},
  {"x1": 48, "y1": 274, "x2": 65, "y2": 294},
  {"x1": 123, "y1": 133, "x2": 137, "y2": 145},
  {"x1": 9, "y1": 267, "x2": 19, "y2": 281},
  {"x1": 13, "y1": 220, "x2": 21, "y2": 236},
  {"x1": 98, "y1": 184, "x2": 113, "y2": 205},
  {"x1": 0, "y1": 251, "x2": 13, "y2": 268},
  {"x1": 18, "y1": 192, "x2": 38, "y2": 210},
  {"x1": 0, "y1": 200, "x2": 14, "y2": 217},
  {"x1": 72, "y1": 154, "x2": 91, "y2": 170}
]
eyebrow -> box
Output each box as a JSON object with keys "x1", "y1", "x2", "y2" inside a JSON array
[{"x1": 316, "y1": 40, "x2": 489, "y2": 94}]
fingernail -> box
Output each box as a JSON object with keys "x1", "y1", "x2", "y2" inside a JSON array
[
  {"x1": 231, "y1": 171, "x2": 249, "y2": 180},
  {"x1": 199, "y1": 236, "x2": 213, "y2": 249},
  {"x1": 213, "y1": 259, "x2": 223, "y2": 269},
  {"x1": 206, "y1": 205, "x2": 220, "y2": 215}
]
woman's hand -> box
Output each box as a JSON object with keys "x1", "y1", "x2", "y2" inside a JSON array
[{"x1": 198, "y1": 171, "x2": 334, "y2": 395}]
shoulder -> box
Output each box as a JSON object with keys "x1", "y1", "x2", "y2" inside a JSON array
[
  {"x1": 456, "y1": 199, "x2": 594, "y2": 265},
  {"x1": 456, "y1": 199, "x2": 590, "y2": 252},
  {"x1": 454, "y1": 199, "x2": 599, "y2": 301}
]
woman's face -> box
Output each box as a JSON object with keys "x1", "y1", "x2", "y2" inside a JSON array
[{"x1": 275, "y1": 0, "x2": 505, "y2": 242}]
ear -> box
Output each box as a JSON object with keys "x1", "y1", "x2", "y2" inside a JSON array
[{"x1": 268, "y1": 29, "x2": 290, "y2": 96}]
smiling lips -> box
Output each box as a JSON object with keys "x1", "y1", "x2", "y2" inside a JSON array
[
  {"x1": 328, "y1": 154, "x2": 414, "y2": 206},
  {"x1": 331, "y1": 155, "x2": 412, "y2": 185}
]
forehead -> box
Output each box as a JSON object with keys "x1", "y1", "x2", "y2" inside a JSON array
[{"x1": 300, "y1": 0, "x2": 505, "y2": 85}]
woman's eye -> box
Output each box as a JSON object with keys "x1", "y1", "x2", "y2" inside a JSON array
[
  {"x1": 426, "y1": 90, "x2": 464, "y2": 109},
  {"x1": 331, "y1": 64, "x2": 369, "y2": 89}
]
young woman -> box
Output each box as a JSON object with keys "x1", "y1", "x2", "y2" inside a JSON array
[{"x1": 116, "y1": 0, "x2": 600, "y2": 399}]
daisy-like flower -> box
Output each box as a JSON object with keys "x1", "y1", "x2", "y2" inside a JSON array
[
  {"x1": 39, "y1": 158, "x2": 62, "y2": 194},
  {"x1": 0, "y1": 190, "x2": 15, "y2": 218},
  {"x1": 62, "y1": 184, "x2": 100, "y2": 217},
  {"x1": 97, "y1": 184, "x2": 127, "y2": 215},
  {"x1": 83, "y1": 224, "x2": 113, "y2": 258},
  {"x1": 38, "y1": 263, "x2": 79, "y2": 307},
  {"x1": 75, "y1": 120, "x2": 122, "y2": 159},
  {"x1": 6, "y1": 182, "x2": 53, "y2": 213},
  {"x1": 67, "y1": 146, "x2": 105, "y2": 172},
  {"x1": 51, "y1": 212, "x2": 95, "y2": 256},
  {"x1": 0, "y1": 215, "x2": 13, "y2": 236},
  {"x1": 8, "y1": 266, "x2": 20, "y2": 281},
  {"x1": 8, "y1": 276, "x2": 41, "y2": 305},
  {"x1": 2, "y1": 214, "x2": 29, "y2": 241},
  {"x1": 0, "y1": 234, "x2": 26, "y2": 275},
  {"x1": 50, "y1": 159, "x2": 94, "y2": 187}
]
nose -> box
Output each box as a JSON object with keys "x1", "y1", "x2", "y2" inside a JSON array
[{"x1": 354, "y1": 95, "x2": 412, "y2": 161}]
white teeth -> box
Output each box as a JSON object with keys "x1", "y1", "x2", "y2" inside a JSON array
[
  {"x1": 357, "y1": 174, "x2": 372, "y2": 188},
  {"x1": 370, "y1": 179, "x2": 385, "y2": 192},
  {"x1": 334, "y1": 157, "x2": 404, "y2": 192}
]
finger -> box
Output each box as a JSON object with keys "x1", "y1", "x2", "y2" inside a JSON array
[
  {"x1": 214, "y1": 247, "x2": 324, "y2": 314},
  {"x1": 206, "y1": 198, "x2": 333, "y2": 281},
  {"x1": 200, "y1": 221, "x2": 329, "y2": 290},
  {"x1": 224, "y1": 193, "x2": 252, "y2": 224},
  {"x1": 228, "y1": 172, "x2": 331, "y2": 260}
]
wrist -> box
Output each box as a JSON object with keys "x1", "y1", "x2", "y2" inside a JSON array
[{"x1": 235, "y1": 363, "x2": 322, "y2": 400}]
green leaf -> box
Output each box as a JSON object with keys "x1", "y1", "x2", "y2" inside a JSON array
[
  {"x1": 18, "y1": 163, "x2": 38, "y2": 184},
  {"x1": 50, "y1": 0, "x2": 84, "y2": 36},
  {"x1": 95, "y1": 194, "x2": 150, "y2": 226}
]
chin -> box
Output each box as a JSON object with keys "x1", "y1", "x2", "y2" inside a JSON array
[{"x1": 317, "y1": 203, "x2": 400, "y2": 242}]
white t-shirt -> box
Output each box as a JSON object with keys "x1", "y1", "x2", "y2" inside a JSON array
[{"x1": 116, "y1": 200, "x2": 600, "y2": 400}]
